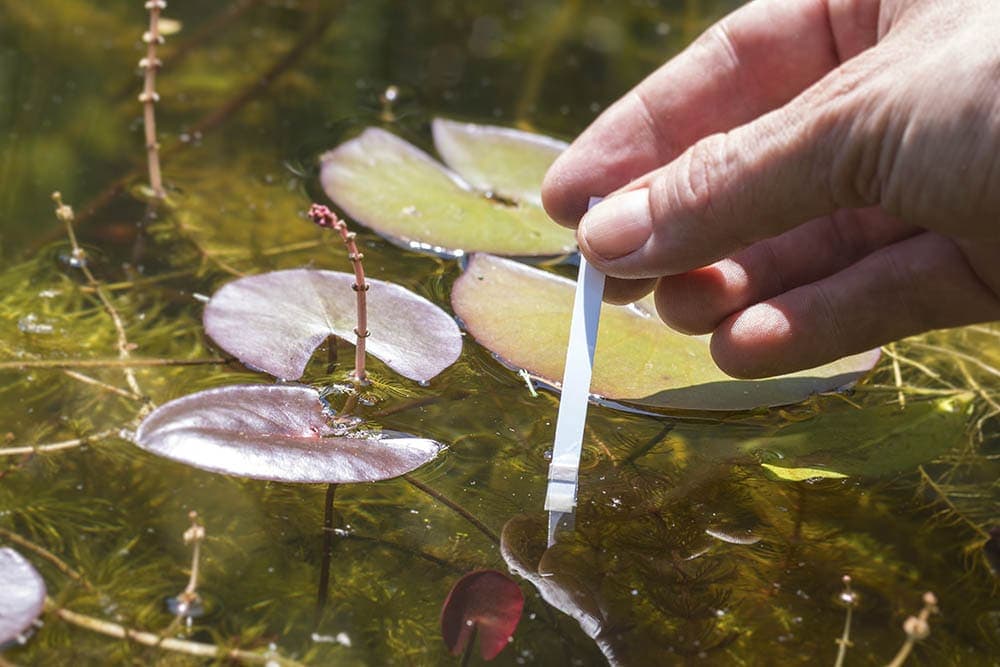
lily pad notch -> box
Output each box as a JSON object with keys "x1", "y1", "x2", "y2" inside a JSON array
[
  {"x1": 203, "y1": 268, "x2": 462, "y2": 383},
  {"x1": 319, "y1": 119, "x2": 576, "y2": 257}
]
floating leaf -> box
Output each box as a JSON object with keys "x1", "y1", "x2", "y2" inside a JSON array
[
  {"x1": 0, "y1": 548, "x2": 46, "y2": 646},
  {"x1": 432, "y1": 118, "x2": 566, "y2": 207},
  {"x1": 134, "y1": 385, "x2": 444, "y2": 483},
  {"x1": 440, "y1": 569, "x2": 524, "y2": 661},
  {"x1": 760, "y1": 463, "x2": 848, "y2": 482},
  {"x1": 451, "y1": 254, "x2": 880, "y2": 411},
  {"x1": 203, "y1": 269, "x2": 461, "y2": 382},
  {"x1": 319, "y1": 125, "x2": 575, "y2": 256},
  {"x1": 735, "y1": 394, "x2": 974, "y2": 477}
]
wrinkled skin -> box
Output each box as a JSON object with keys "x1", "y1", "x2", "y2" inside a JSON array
[{"x1": 543, "y1": 0, "x2": 1000, "y2": 378}]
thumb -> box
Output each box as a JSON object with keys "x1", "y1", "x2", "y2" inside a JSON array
[{"x1": 577, "y1": 57, "x2": 881, "y2": 279}]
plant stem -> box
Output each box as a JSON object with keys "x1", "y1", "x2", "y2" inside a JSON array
[
  {"x1": 52, "y1": 193, "x2": 146, "y2": 402},
  {"x1": 140, "y1": 1, "x2": 166, "y2": 199},
  {"x1": 885, "y1": 593, "x2": 938, "y2": 667},
  {"x1": 48, "y1": 599, "x2": 305, "y2": 666},
  {"x1": 308, "y1": 204, "x2": 368, "y2": 384},
  {"x1": 0, "y1": 429, "x2": 118, "y2": 458},
  {"x1": 459, "y1": 624, "x2": 478, "y2": 667},
  {"x1": 403, "y1": 475, "x2": 499, "y2": 545},
  {"x1": 0, "y1": 357, "x2": 227, "y2": 370},
  {"x1": 833, "y1": 575, "x2": 856, "y2": 667},
  {"x1": 316, "y1": 483, "x2": 338, "y2": 619},
  {"x1": 0, "y1": 527, "x2": 94, "y2": 591}
]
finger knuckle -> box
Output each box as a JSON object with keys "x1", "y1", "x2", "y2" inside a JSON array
[{"x1": 669, "y1": 133, "x2": 735, "y2": 235}]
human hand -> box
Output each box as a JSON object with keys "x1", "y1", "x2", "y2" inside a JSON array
[{"x1": 542, "y1": 0, "x2": 1000, "y2": 378}]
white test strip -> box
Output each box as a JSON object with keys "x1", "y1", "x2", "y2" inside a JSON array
[{"x1": 544, "y1": 196, "x2": 606, "y2": 547}]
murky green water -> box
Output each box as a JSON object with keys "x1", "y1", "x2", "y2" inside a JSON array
[{"x1": 1, "y1": 1, "x2": 998, "y2": 665}]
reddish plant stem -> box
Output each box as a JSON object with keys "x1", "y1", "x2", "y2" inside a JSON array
[
  {"x1": 140, "y1": 1, "x2": 166, "y2": 199},
  {"x1": 308, "y1": 205, "x2": 368, "y2": 384}
]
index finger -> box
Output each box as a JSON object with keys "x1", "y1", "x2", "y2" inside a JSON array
[{"x1": 542, "y1": 0, "x2": 879, "y2": 227}]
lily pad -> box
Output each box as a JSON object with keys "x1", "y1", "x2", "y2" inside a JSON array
[
  {"x1": 432, "y1": 118, "x2": 566, "y2": 207},
  {"x1": 133, "y1": 385, "x2": 444, "y2": 483},
  {"x1": 451, "y1": 254, "x2": 880, "y2": 411},
  {"x1": 203, "y1": 269, "x2": 461, "y2": 382},
  {"x1": 760, "y1": 463, "x2": 848, "y2": 482},
  {"x1": 440, "y1": 569, "x2": 524, "y2": 661},
  {"x1": 0, "y1": 547, "x2": 46, "y2": 646},
  {"x1": 319, "y1": 124, "x2": 576, "y2": 257},
  {"x1": 736, "y1": 393, "x2": 973, "y2": 478}
]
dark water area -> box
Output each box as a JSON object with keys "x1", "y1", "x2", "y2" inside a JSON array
[{"x1": 1, "y1": 1, "x2": 998, "y2": 665}]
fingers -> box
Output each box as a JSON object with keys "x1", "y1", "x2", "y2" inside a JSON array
[
  {"x1": 603, "y1": 277, "x2": 656, "y2": 306},
  {"x1": 573, "y1": 42, "x2": 889, "y2": 280},
  {"x1": 708, "y1": 233, "x2": 1000, "y2": 378},
  {"x1": 654, "y1": 208, "x2": 916, "y2": 334},
  {"x1": 543, "y1": 0, "x2": 878, "y2": 227}
]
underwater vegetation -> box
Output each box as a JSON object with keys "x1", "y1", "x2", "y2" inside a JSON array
[{"x1": 0, "y1": 1, "x2": 998, "y2": 665}]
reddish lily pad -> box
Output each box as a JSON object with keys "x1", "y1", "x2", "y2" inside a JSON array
[
  {"x1": 451, "y1": 254, "x2": 880, "y2": 411},
  {"x1": 133, "y1": 385, "x2": 444, "y2": 483},
  {"x1": 203, "y1": 269, "x2": 461, "y2": 382},
  {"x1": 319, "y1": 124, "x2": 575, "y2": 257},
  {"x1": 0, "y1": 548, "x2": 46, "y2": 646},
  {"x1": 432, "y1": 118, "x2": 566, "y2": 207},
  {"x1": 440, "y1": 569, "x2": 524, "y2": 661}
]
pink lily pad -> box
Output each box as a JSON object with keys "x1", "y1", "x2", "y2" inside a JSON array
[
  {"x1": 440, "y1": 569, "x2": 524, "y2": 661},
  {"x1": 203, "y1": 269, "x2": 461, "y2": 382},
  {"x1": 0, "y1": 547, "x2": 46, "y2": 646},
  {"x1": 134, "y1": 385, "x2": 444, "y2": 483},
  {"x1": 451, "y1": 254, "x2": 880, "y2": 411}
]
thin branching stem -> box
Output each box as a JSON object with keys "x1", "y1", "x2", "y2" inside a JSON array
[
  {"x1": 917, "y1": 466, "x2": 991, "y2": 539},
  {"x1": 62, "y1": 370, "x2": 144, "y2": 401},
  {"x1": 0, "y1": 429, "x2": 118, "y2": 458},
  {"x1": 886, "y1": 343, "x2": 906, "y2": 409},
  {"x1": 0, "y1": 527, "x2": 94, "y2": 591},
  {"x1": 403, "y1": 475, "x2": 500, "y2": 545},
  {"x1": 52, "y1": 194, "x2": 145, "y2": 402},
  {"x1": 0, "y1": 357, "x2": 227, "y2": 371},
  {"x1": 140, "y1": 0, "x2": 166, "y2": 199},
  {"x1": 48, "y1": 599, "x2": 305, "y2": 666}
]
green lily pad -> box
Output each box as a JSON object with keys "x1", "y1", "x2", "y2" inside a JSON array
[
  {"x1": 319, "y1": 124, "x2": 576, "y2": 257},
  {"x1": 760, "y1": 463, "x2": 848, "y2": 482},
  {"x1": 738, "y1": 394, "x2": 974, "y2": 477},
  {"x1": 432, "y1": 118, "x2": 566, "y2": 207},
  {"x1": 451, "y1": 254, "x2": 880, "y2": 411}
]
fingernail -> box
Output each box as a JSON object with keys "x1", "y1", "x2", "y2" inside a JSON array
[{"x1": 579, "y1": 189, "x2": 652, "y2": 260}]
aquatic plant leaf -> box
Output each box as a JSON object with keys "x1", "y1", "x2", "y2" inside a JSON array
[
  {"x1": 203, "y1": 269, "x2": 461, "y2": 382},
  {"x1": 451, "y1": 255, "x2": 880, "y2": 411},
  {"x1": 760, "y1": 463, "x2": 848, "y2": 482},
  {"x1": 736, "y1": 393, "x2": 974, "y2": 477},
  {"x1": 319, "y1": 127, "x2": 576, "y2": 256},
  {"x1": 0, "y1": 548, "x2": 46, "y2": 646},
  {"x1": 134, "y1": 385, "x2": 444, "y2": 483},
  {"x1": 440, "y1": 569, "x2": 524, "y2": 660},
  {"x1": 432, "y1": 118, "x2": 566, "y2": 207}
]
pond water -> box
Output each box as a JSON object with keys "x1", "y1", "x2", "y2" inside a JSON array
[{"x1": 1, "y1": 1, "x2": 998, "y2": 665}]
